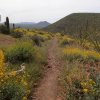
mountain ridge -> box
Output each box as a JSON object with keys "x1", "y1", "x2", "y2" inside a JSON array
[
  {"x1": 44, "y1": 13, "x2": 100, "y2": 34},
  {"x1": 10, "y1": 21, "x2": 50, "y2": 29}
]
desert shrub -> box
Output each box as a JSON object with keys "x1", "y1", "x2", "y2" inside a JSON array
[
  {"x1": 5, "y1": 41, "x2": 36, "y2": 63},
  {"x1": 14, "y1": 28, "x2": 27, "y2": 34},
  {"x1": 0, "y1": 50, "x2": 4, "y2": 78},
  {"x1": 63, "y1": 47, "x2": 100, "y2": 62},
  {"x1": 60, "y1": 62, "x2": 100, "y2": 100},
  {"x1": 0, "y1": 25, "x2": 10, "y2": 34},
  {"x1": 63, "y1": 47, "x2": 85, "y2": 62},
  {"x1": 0, "y1": 71, "x2": 29, "y2": 100},
  {"x1": 81, "y1": 40, "x2": 93, "y2": 50},
  {"x1": 60, "y1": 36, "x2": 75, "y2": 46},
  {"x1": 30, "y1": 35, "x2": 44, "y2": 46},
  {"x1": 0, "y1": 81, "x2": 26, "y2": 100},
  {"x1": 38, "y1": 32, "x2": 44, "y2": 35},
  {"x1": 40, "y1": 33, "x2": 52, "y2": 40},
  {"x1": 87, "y1": 51, "x2": 100, "y2": 62},
  {"x1": 60, "y1": 63, "x2": 84, "y2": 100},
  {"x1": 11, "y1": 31, "x2": 23, "y2": 38},
  {"x1": 0, "y1": 49, "x2": 29, "y2": 100}
]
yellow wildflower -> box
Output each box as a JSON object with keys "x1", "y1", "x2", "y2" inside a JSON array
[
  {"x1": 21, "y1": 79, "x2": 28, "y2": 86},
  {"x1": 83, "y1": 88, "x2": 88, "y2": 93},
  {"x1": 22, "y1": 96, "x2": 27, "y2": 100},
  {"x1": 0, "y1": 49, "x2": 5, "y2": 79},
  {"x1": 23, "y1": 81, "x2": 27, "y2": 86},
  {"x1": 10, "y1": 71, "x2": 17, "y2": 76},
  {"x1": 89, "y1": 79, "x2": 96, "y2": 85}
]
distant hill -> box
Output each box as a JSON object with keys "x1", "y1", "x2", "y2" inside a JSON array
[
  {"x1": 10, "y1": 21, "x2": 50, "y2": 29},
  {"x1": 44, "y1": 13, "x2": 100, "y2": 35}
]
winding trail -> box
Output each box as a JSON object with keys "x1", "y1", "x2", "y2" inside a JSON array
[{"x1": 33, "y1": 38, "x2": 61, "y2": 100}]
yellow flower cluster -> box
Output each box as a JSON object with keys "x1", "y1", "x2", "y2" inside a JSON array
[
  {"x1": 0, "y1": 49, "x2": 30, "y2": 99},
  {"x1": 63, "y1": 36, "x2": 74, "y2": 42},
  {"x1": 0, "y1": 50, "x2": 4, "y2": 78},
  {"x1": 14, "y1": 28, "x2": 52, "y2": 40},
  {"x1": 63, "y1": 47, "x2": 100, "y2": 61},
  {"x1": 83, "y1": 88, "x2": 88, "y2": 93},
  {"x1": 81, "y1": 79, "x2": 96, "y2": 93},
  {"x1": 22, "y1": 97, "x2": 27, "y2": 100},
  {"x1": 63, "y1": 47, "x2": 82, "y2": 56},
  {"x1": 21, "y1": 78, "x2": 28, "y2": 86},
  {"x1": 14, "y1": 28, "x2": 28, "y2": 34},
  {"x1": 85, "y1": 50, "x2": 100, "y2": 59},
  {"x1": 60, "y1": 35, "x2": 75, "y2": 45},
  {"x1": 9, "y1": 71, "x2": 17, "y2": 76}
]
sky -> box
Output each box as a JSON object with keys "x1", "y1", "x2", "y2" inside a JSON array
[{"x1": 0, "y1": 0, "x2": 100, "y2": 23}]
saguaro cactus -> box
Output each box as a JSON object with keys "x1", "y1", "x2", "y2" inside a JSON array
[
  {"x1": 13, "y1": 23, "x2": 15, "y2": 29},
  {"x1": 5, "y1": 17, "x2": 10, "y2": 30},
  {"x1": 4, "y1": 17, "x2": 10, "y2": 34}
]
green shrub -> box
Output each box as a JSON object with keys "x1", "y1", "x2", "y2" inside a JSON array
[
  {"x1": 5, "y1": 41, "x2": 36, "y2": 63},
  {"x1": 11, "y1": 31, "x2": 23, "y2": 38},
  {"x1": 0, "y1": 81, "x2": 26, "y2": 100},
  {"x1": 60, "y1": 36, "x2": 75, "y2": 46},
  {"x1": 0, "y1": 25, "x2": 10, "y2": 34},
  {"x1": 30, "y1": 35, "x2": 44, "y2": 46}
]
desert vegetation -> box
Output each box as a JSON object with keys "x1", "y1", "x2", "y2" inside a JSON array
[
  {"x1": 59, "y1": 35, "x2": 100, "y2": 100},
  {"x1": 0, "y1": 24, "x2": 52, "y2": 100},
  {"x1": 0, "y1": 13, "x2": 100, "y2": 100}
]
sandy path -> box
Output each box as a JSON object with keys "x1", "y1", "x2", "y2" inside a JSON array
[{"x1": 33, "y1": 38, "x2": 61, "y2": 100}]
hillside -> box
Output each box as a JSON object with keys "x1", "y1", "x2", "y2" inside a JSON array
[
  {"x1": 44, "y1": 13, "x2": 100, "y2": 34},
  {"x1": 10, "y1": 21, "x2": 50, "y2": 29},
  {"x1": 0, "y1": 28, "x2": 100, "y2": 100}
]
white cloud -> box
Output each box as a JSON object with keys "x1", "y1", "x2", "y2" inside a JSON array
[{"x1": 0, "y1": 0, "x2": 100, "y2": 23}]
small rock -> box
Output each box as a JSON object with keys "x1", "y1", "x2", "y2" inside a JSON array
[{"x1": 47, "y1": 65, "x2": 51, "y2": 68}]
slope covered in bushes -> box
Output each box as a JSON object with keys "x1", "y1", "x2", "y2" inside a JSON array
[
  {"x1": 44, "y1": 13, "x2": 100, "y2": 34},
  {"x1": 57, "y1": 34, "x2": 100, "y2": 100},
  {"x1": 0, "y1": 28, "x2": 52, "y2": 100}
]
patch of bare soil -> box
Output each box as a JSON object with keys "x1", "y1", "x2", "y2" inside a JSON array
[{"x1": 0, "y1": 34, "x2": 15, "y2": 46}]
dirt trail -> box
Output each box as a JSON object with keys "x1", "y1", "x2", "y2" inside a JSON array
[{"x1": 33, "y1": 38, "x2": 61, "y2": 100}]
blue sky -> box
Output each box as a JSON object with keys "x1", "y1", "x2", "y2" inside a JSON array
[{"x1": 0, "y1": 0, "x2": 100, "y2": 23}]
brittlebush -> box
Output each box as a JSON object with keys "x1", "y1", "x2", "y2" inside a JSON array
[
  {"x1": 0, "y1": 49, "x2": 29, "y2": 100},
  {"x1": 0, "y1": 50, "x2": 4, "y2": 79},
  {"x1": 63, "y1": 47, "x2": 100, "y2": 62}
]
